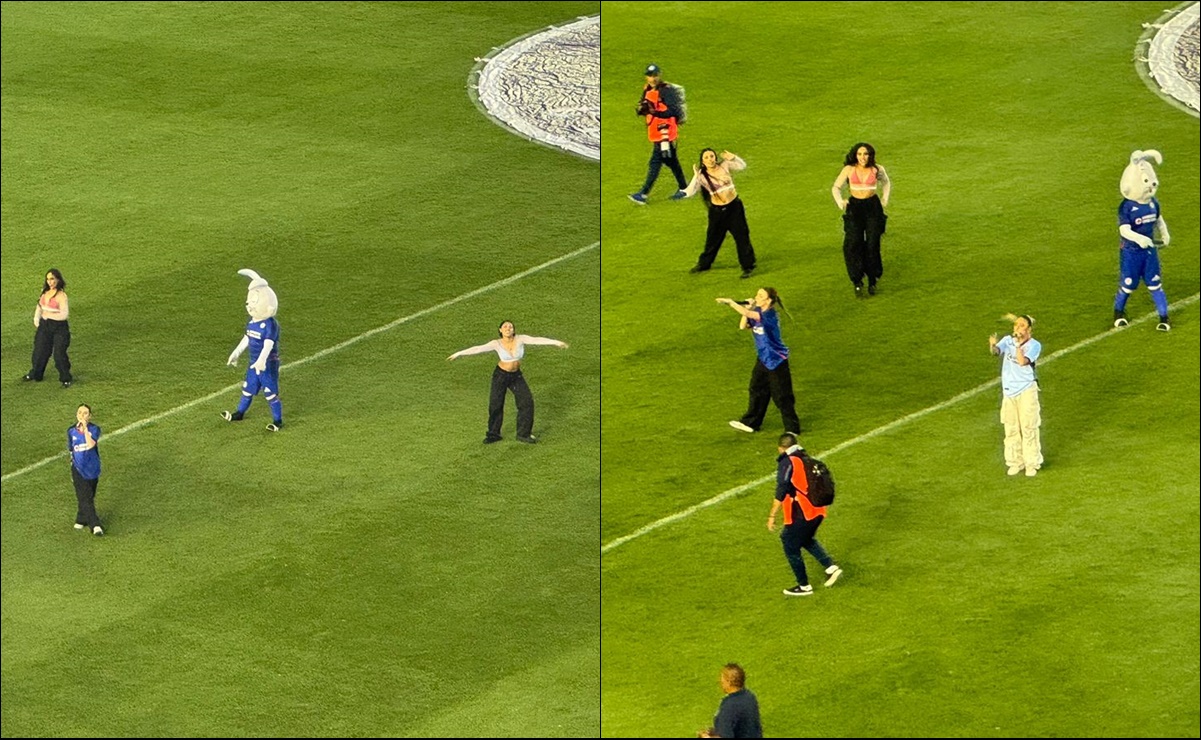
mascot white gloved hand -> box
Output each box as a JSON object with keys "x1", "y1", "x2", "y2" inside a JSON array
[
  {"x1": 1114, "y1": 150, "x2": 1172, "y2": 331},
  {"x1": 222, "y1": 269, "x2": 284, "y2": 430}
]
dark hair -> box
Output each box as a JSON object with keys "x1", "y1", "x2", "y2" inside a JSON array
[
  {"x1": 43, "y1": 268, "x2": 66, "y2": 294},
  {"x1": 497, "y1": 320, "x2": 514, "y2": 337},
  {"x1": 722, "y1": 664, "x2": 746, "y2": 689},
  {"x1": 778, "y1": 433, "x2": 798, "y2": 448},
  {"x1": 78, "y1": 403, "x2": 91, "y2": 413},
  {"x1": 844, "y1": 142, "x2": 877, "y2": 168},
  {"x1": 697, "y1": 149, "x2": 719, "y2": 207},
  {"x1": 760, "y1": 287, "x2": 794, "y2": 321},
  {"x1": 1020, "y1": 314, "x2": 1035, "y2": 328}
]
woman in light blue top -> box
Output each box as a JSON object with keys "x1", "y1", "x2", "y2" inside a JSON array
[{"x1": 448, "y1": 321, "x2": 568, "y2": 444}]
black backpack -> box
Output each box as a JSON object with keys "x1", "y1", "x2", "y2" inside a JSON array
[{"x1": 797, "y1": 450, "x2": 835, "y2": 506}]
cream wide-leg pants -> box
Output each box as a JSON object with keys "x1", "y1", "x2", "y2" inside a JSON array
[{"x1": 1000, "y1": 384, "x2": 1042, "y2": 471}]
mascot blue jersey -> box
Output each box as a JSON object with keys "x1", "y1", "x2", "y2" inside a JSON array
[
  {"x1": 246, "y1": 317, "x2": 280, "y2": 363},
  {"x1": 1118, "y1": 198, "x2": 1160, "y2": 250}
]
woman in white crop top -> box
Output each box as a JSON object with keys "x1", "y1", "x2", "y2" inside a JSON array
[
  {"x1": 448, "y1": 320, "x2": 568, "y2": 444},
  {"x1": 831, "y1": 142, "x2": 891, "y2": 298},
  {"x1": 679, "y1": 148, "x2": 758, "y2": 278},
  {"x1": 23, "y1": 268, "x2": 74, "y2": 386}
]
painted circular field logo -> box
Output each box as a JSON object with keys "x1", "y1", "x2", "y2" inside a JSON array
[
  {"x1": 1138, "y1": 1, "x2": 1199, "y2": 116},
  {"x1": 469, "y1": 16, "x2": 599, "y2": 160}
]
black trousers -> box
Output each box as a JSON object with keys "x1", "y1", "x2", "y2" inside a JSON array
[
  {"x1": 697, "y1": 198, "x2": 757, "y2": 271},
  {"x1": 842, "y1": 195, "x2": 886, "y2": 285},
  {"x1": 780, "y1": 514, "x2": 833, "y2": 587},
  {"x1": 487, "y1": 366, "x2": 534, "y2": 440},
  {"x1": 740, "y1": 358, "x2": 800, "y2": 434},
  {"x1": 639, "y1": 140, "x2": 687, "y2": 194},
  {"x1": 29, "y1": 319, "x2": 72, "y2": 383},
  {"x1": 72, "y1": 467, "x2": 102, "y2": 529}
]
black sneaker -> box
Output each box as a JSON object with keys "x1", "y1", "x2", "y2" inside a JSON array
[
  {"x1": 783, "y1": 584, "x2": 814, "y2": 597},
  {"x1": 689, "y1": 265, "x2": 709, "y2": 274},
  {"x1": 266, "y1": 422, "x2": 283, "y2": 432},
  {"x1": 222, "y1": 411, "x2": 244, "y2": 422},
  {"x1": 21, "y1": 374, "x2": 36, "y2": 382},
  {"x1": 868, "y1": 283, "x2": 877, "y2": 296},
  {"x1": 517, "y1": 436, "x2": 539, "y2": 444},
  {"x1": 62, "y1": 381, "x2": 72, "y2": 388},
  {"x1": 854, "y1": 284, "x2": 864, "y2": 299},
  {"x1": 740, "y1": 268, "x2": 755, "y2": 279},
  {"x1": 1156, "y1": 320, "x2": 1171, "y2": 332},
  {"x1": 483, "y1": 436, "x2": 503, "y2": 444},
  {"x1": 1113, "y1": 310, "x2": 1128, "y2": 328}
]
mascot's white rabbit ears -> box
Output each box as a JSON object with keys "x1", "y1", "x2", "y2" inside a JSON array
[
  {"x1": 1120, "y1": 149, "x2": 1162, "y2": 203},
  {"x1": 238, "y1": 269, "x2": 278, "y2": 320}
]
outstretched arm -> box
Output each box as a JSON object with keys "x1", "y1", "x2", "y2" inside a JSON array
[
  {"x1": 517, "y1": 335, "x2": 568, "y2": 349},
  {"x1": 448, "y1": 340, "x2": 499, "y2": 361},
  {"x1": 227, "y1": 335, "x2": 249, "y2": 366},
  {"x1": 716, "y1": 297, "x2": 761, "y2": 322}
]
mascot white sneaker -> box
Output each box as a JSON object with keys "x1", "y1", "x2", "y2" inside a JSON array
[
  {"x1": 1113, "y1": 150, "x2": 1172, "y2": 331},
  {"x1": 222, "y1": 269, "x2": 284, "y2": 431}
]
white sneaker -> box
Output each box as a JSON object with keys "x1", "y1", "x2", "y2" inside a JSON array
[
  {"x1": 824, "y1": 565, "x2": 843, "y2": 587},
  {"x1": 1025, "y1": 467, "x2": 1038, "y2": 477},
  {"x1": 729, "y1": 420, "x2": 755, "y2": 433},
  {"x1": 783, "y1": 584, "x2": 814, "y2": 597},
  {"x1": 1113, "y1": 318, "x2": 1128, "y2": 328},
  {"x1": 74, "y1": 523, "x2": 86, "y2": 530},
  {"x1": 1007, "y1": 465, "x2": 1023, "y2": 476},
  {"x1": 92, "y1": 526, "x2": 104, "y2": 536}
]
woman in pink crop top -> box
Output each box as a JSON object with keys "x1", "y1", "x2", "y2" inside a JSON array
[
  {"x1": 831, "y1": 142, "x2": 891, "y2": 298},
  {"x1": 679, "y1": 148, "x2": 758, "y2": 279},
  {"x1": 448, "y1": 320, "x2": 568, "y2": 444},
  {"x1": 23, "y1": 268, "x2": 74, "y2": 386}
]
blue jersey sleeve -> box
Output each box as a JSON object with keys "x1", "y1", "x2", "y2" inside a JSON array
[
  {"x1": 262, "y1": 319, "x2": 280, "y2": 343},
  {"x1": 1024, "y1": 339, "x2": 1042, "y2": 363},
  {"x1": 1117, "y1": 199, "x2": 1135, "y2": 228}
]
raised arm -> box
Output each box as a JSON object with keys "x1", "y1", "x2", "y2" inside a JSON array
[
  {"x1": 448, "y1": 340, "x2": 499, "y2": 361},
  {"x1": 517, "y1": 335, "x2": 568, "y2": 349},
  {"x1": 831, "y1": 165, "x2": 851, "y2": 210},
  {"x1": 877, "y1": 164, "x2": 891, "y2": 208},
  {"x1": 721, "y1": 152, "x2": 746, "y2": 171},
  {"x1": 681, "y1": 168, "x2": 703, "y2": 198}
]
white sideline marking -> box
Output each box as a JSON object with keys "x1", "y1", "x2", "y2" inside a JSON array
[
  {"x1": 1, "y1": 242, "x2": 599, "y2": 485},
  {"x1": 602, "y1": 293, "x2": 1200, "y2": 555}
]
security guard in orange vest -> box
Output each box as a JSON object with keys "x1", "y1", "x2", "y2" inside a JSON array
[
  {"x1": 629, "y1": 64, "x2": 688, "y2": 205},
  {"x1": 767, "y1": 433, "x2": 843, "y2": 596}
]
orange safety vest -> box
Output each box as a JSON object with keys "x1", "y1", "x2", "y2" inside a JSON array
[
  {"x1": 642, "y1": 85, "x2": 678, "y2": 143},
  {"x1": 782, "y1": 452, "x2": 828, "y2": 526}
]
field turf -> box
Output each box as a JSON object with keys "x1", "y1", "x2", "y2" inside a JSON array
[
  {"x1": 601, "y1": 2, "x2": 1199, "y2": 736},
  {"x1": 2, "y1": 2, "x2": 599, "y2": 736}
]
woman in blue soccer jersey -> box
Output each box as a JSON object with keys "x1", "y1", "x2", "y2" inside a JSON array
[
  {"x1": 68, "y1": 404, "x2": 104, "y2": 535},
  {"x1": 448, "y1": 320, "x2": 568, "y2": 444},
  {"x1": 716, "y1": 288, "x2": 800, "y2": 435}
]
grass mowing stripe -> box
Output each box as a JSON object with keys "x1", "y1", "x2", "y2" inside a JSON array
[
  {"x1": 601, "y1": 292, "x2": 1199, "y2": 555},
  {"x1": 0, "y1": 240, "x2": 598, "y2": 485}
]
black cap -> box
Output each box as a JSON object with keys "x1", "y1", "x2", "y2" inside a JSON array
[{"x1": 644, "y1": 64, "x2": 661, "y2": 77}]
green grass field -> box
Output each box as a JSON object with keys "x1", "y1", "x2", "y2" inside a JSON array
[
  {"x1": 601, "y1": 2, "x2": 1199, "y2": 737},
  {"x1": 1, "y1": 2, "x2": 598, "y2": 736}
]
